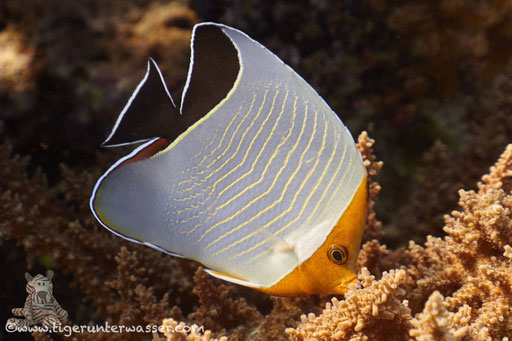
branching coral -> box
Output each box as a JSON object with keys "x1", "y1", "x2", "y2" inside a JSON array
[
  {"x1": 406, "y1": 146, "x2": 512, "y2": 338},
  {"x1": 0, "y1": 127, "x2": 385, "y2": 340},
  {"x1": 188, "y1": 267, "x2": 262, "y2": 337},
  {"x1": 282, "y1": 144, "x2": 512, "y2": 340},
  {"x1": 357, "y1": 132, "x2": 384, "y2": 243},
  {"x1": 0, "y1": 122, "x2": 198, "y2": 340},
  {"x1": 3, "y1": 101, "x2": 512, "y2": 340},
  {"x1": 286, "y1": 268, "x2": 412, "y2": 340},
  {"x1": 160, "y1": 318, "x2": 227, "y2": 341},
  {"x1": 409, "y1": 291, "x2": 470, "y2": 340}
]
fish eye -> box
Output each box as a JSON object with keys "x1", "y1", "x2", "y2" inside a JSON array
[{"x1": 327, "y1": 244, "x2": 348, "y2": 265}]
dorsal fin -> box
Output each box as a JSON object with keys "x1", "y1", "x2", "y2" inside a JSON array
[
  {"x1": 103, "y1": 58, "x2": 184, "y2": 147},
  {"x1": 180, "y1": 24, "x2": 240, "y2": 121},
  {"x1": 103, "y1": 25, "x2": 240, "y2": 148}
]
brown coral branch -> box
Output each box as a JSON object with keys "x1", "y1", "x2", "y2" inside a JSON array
[
  {"x1": 286, "y1": 143, "x2": 512, "y2": 340},
  {"x1": 286, "y1": 268, "x2": 412, "y2": 340},
  {"x1": 404, "y1": 144, "x2": 512, "y2": 339},
  {"x1": 0, "y1": 123, "x2": 198, "y2": 340},
  {"x1": 188, "y1": 267, "x2": 263, "y2": 337},
  {"x1": 357, "y1": 131, "x2": 384, "y2": 242},
  {"x1": 409, "y1": 291, "x2": 470, "y2": 340},
  {"x1": 2, "y1": 82, "x2": 512, "y2": 340},
  {"x1": 160, "y1": 318, "x2": 228, "y2": 341}
]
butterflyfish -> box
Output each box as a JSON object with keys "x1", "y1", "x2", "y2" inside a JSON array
[{"x1": 90, "y1": 23, "x2": 368, "y2": 296}]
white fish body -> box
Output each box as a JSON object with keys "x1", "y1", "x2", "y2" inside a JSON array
[{"x1": 91, "y1": 23, "x2": 367, "y2": 295}]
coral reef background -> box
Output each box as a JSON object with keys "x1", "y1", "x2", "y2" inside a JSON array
[{"x1": 1, "y1": 0, "x2": 511, "y2": 340}]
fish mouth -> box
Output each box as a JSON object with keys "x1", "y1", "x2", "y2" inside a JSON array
[{"x1": 336, "y1": 276, "x2": 360, "y2": 294}]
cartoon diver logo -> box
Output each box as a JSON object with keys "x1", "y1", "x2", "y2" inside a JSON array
[{"x1": 6, "y1": 270, "x2": 68, "y2": 331}]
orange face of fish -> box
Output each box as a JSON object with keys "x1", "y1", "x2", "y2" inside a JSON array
[{"x1": 259, "y1": 176, "x2": 368, "y2": 296}]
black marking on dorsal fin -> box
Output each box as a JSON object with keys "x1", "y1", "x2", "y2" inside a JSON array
[
  {"x1": 102, "y1": 58, "x2": 185, "y2": 147},
  {"x1": 180, "y1": 24, "x2": 240, "y2": 121}
]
